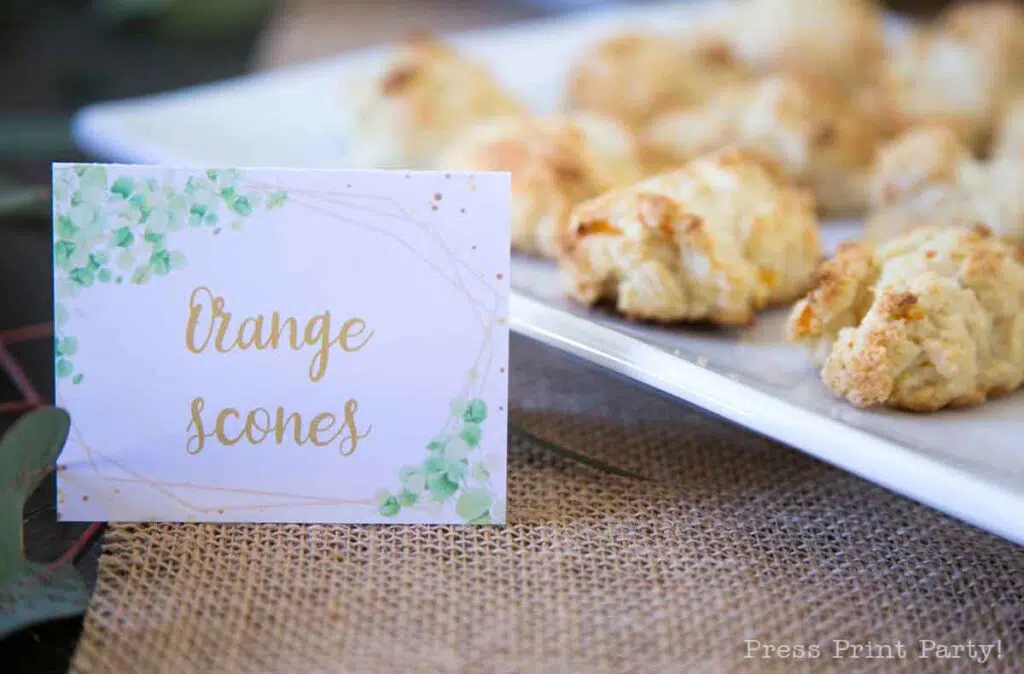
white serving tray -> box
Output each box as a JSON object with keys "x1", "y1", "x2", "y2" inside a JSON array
[{"x1": 71, "y1": 0, "x2": 1023, "y2": 544}]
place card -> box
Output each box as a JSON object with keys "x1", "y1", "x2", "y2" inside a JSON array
[{"x1": 53, "y1": 164, "x2": 510, "y2": 524}]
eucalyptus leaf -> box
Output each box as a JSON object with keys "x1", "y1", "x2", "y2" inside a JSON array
[{"x1": 0, "y1": 407, "x2": 89, "y2": 639}]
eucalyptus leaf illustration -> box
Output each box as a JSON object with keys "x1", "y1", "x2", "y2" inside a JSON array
[{"x1": 0, "y1": 408, "x2": 90, "y2": 639}]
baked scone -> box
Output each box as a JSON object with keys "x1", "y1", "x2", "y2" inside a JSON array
[
  {"x1": 560, "y1": 150, "x2": 821, "y2": 326},
  {"x1": 787, "y1": 225, "x2": 1024, "y2": 411},
  {"x1": 644, "y1": 74, "x2": 879, "y2": 215},
  {"x1": 438, "y1": 113, "x2": 645, "y2": 258},
  {"x1": 866, "y1": 2, "x2": 1024, "y2": 153},
  {"x1": 345, "y1": 34, "x2": 526, "y2": 169},
  {"x1": 865, "y1": 125, "x2": 1024, "y2": 243},
  {"x1": 565, "y1": 32, "x2": 751, "y2": 131},
  {"x1": 724, "y1": 0, "x2": 885, "y2": 93}
]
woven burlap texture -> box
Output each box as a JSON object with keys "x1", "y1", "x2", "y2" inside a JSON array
[{"x1": 70, "y1": 336, "x2": 1023, "y2": 674}]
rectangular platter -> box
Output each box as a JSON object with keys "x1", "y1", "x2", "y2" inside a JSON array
[{"x1": 71, "y1": 0, "x2": 1024, "y2": 544}]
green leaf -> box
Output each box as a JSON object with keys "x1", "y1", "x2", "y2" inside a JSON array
[
  {"x1": 460, "y1": 422, "x2": 481, "y2": 447},
  {"x1": 150, "y1": 250, "x2": 171, "y2": 276},
  {"x1": 219, "y1": 186, "x2": 236, "y2": 201},
  {"x1": 143, "y1": 230, "x2": 165, "y2": 248},
  {"x1": 169, "y1": 251, "x2": 187, "y2": 271},
  {"x1": 231, "y1": 196, "x2": 252, "y2": 216},
  {"x1": 54, "y1": 215, "x2": 77, "y2": 239},
  {"x1": 0, "y1": 408, "x2": 72, "y2": 572},
  {"x1": 98, "y1": 268, "x2": 113, "y2": 283},
  {"x1": 0, "y1": 407, "x2": 88, "y2": 639},
  {"x1": 426, "y1": 474, "x2": 459, "y2": 501},
  {"x1": 189, "y1": 203, "x2": 207, "y2": 218},
  {"x1": 55, "y1": 359, "x2": 73, "y2": 378},
  {"x1": 467, "y1": 513, "x2": 492, "y2": 525},
  {"x1": 131, "y1": 264, "x2": 155, "y2": 285},
  {"x1": 78, "y1": 166, "x2": 108, "y2": 191},
  {"x1": 266, "y1": 191, "x2": 288, "y2": 209},
  {"x1": 426, "y1": 435, "x2": 448, "y2": 453},
  {"x1": 423, "y1": 455, "x2": 446, "y2": 476},
  {"x1": 128, "y1": 193, "x2": 147, "y2": 212},
  {"x1": 464, "y1": 399, "x2": 487, "y2": 423},
  {"x1": 203, "y1": 212, "x2": 218, "y2": 225},
  {"x1": 110, "y1": 176, "x2": 134, "y2": 199},
  {"x1": 206, "y1": 169, "x2": 219, "y2": 181},
  {"x1": 72, "y1": 374, "x2": 84, "y2": 385},
  {"x1": 379, "y1": 496, "x2": 401, "y2": 517},
  {"x1": 443, "y1": 437, "x2": 471, "y2": 461},
  {"x1": 56, "y1": 337, "x2": 78, "y2": 356},
  {"x1": 470, "y1": 462, "x2": 489, "y2": 482},
  {"x1": 69, "y1": 267, "x2": 95, "y2": 288},
  {"x1": 455, "y1": 488, "x2": 491, "y2": 522},
  {"x1": 54, "y1": 304, "x2": 69, "y2": 328},
  {"x1": 113, "y1": 226, "x2": 134, "y2": 247},
  {"x1": 0, "y1": 562, "x2": 89, "y2": 640},
  {"x1": 445, "y1": 459, "x2": 466, "y2": 483},
  {"x1": 397, "y1": 488, "x2": 419, "y2": 507},
  {"x1": 53, "y1": 240, "x2": 75, "y2": 270}
]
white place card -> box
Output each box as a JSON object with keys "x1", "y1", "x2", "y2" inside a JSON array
[{"x1": 53, "y1": 164, "x2": 510, "y2": 524}]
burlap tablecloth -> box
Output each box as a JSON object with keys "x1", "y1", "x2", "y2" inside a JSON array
[{"x1": 69, "y1": 336, "x2": 1022, "y2": 673}]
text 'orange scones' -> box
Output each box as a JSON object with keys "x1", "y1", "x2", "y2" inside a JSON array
[
  {"x1": 439, "y1": 113, "x2": 644, "y2": 258},
  {"x1": 560, "y1": 150, "x2": 822, "y2": 326},
  {"x1": 345, "y1": 34, "x2": 526, "y2": 169},
  {"x1": 644, "y1": 73, "x2": 879, "y2": 216},
  {"x1": 787, "y1": 226, "x2": 1024, "y2": 412}
]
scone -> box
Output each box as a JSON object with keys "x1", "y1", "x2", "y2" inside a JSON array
[
  {"x1": 345, "y1": 34, "x2": 526, "y2": 169},
  {"x1": 787, "y1": 225, "x2": 1024, "y2": 411},
  {"x1": 724, "y1": 0, "x2": 885, "y2": 93},
  {"x1": 644, "y1": 74, "x2": 879, "y2": 215},
  {"x1": 565, "y1": 31, "x2": 751, "y2": 130},
  {"x1": 866, "y1": 2, "x2": 1024, "y2": 152},
  {"x1": 560, "y1": 150, "x2": 821, "y2": 326},
  {"x1": 438, "y1": 113, "x2": 645, "y2": 258},
  {"x1": 865, "y1": 125, "x2": 1024, "y2": 243}
]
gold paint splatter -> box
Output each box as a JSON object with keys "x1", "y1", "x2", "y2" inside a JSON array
[
  {"x1": 497, "y1": 317, "x2": 506, "y2": 325},
  {"x1": 431, "y1": 204, "x2": 438, "y2": 211},
  {"x1": 434, "y1": 193, "x2": 442, "y2": 201}
]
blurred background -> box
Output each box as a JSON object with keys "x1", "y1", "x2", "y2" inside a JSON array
[{"x1": 0, "y1": 0, "x2": 979, "y2": 187}]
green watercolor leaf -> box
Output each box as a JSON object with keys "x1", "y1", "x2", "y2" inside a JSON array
[
  {"x1": 460, "y1": 422, "x2": 481, "y2": 447},
  {"x1": 113, "y1": 226, "x2": 134, "y2": 247},
  {"x1": 464, "y1": 399, "x2": 487, "y2": 423},
  {"x1": 168, "y1": 251, "x2": 187, "y2": 271},
  {"x1": 203, "y1": 212, "x2": 218, "y2": 225},
  {"x1": 379, "y1": 496, "x2": 401, "y2": 517},
  {"x1": 56, "y1": 337, "x2": 77, "y2": 356},
  {"x1": 54, "y1": 304, "x2": 69, "y2": 328},
  {"x1": 110, "y1": 176, "x2": 134, "y2": 199},
  {"x1": 143, "y1": 230, "x2": 165, "y2": 248},
  {"x1": 97, "y1": 268, "x2": 113, "y2": 283},
  {"x1": 0, "y1": 408, "x2": 89, "y2": 639},
  {"x1": 206, "y1": 169, "x2": 219, "y2": 181},
  {"x1": 72, "y1": 374, "x2": 84, "y2": 385},
  {"x1": 397, "y1": 488, "x2": 419, "y2": 507},
  {"x1": 68, "y1": 267, "x2": 95, "y2": 288},
  {"x1": 423, "y1": 455, "x2": 446, "y2": 476},
  {"x1": 219, "y1": 186, "x2": 236, "y2": 201},
  {"x1": 131, "y1": 264, "x2": 154, "y2": 285},
  {"x1": 55, "y1": 215, "x2": 77, "y2": 239},
  {"x1": 230, "y1": 196, "x2": 252, "y2": 216},
  {"x1": 443, "y1": 437, "x2": 471, "y2": 461},
  {"x1": 266, "y1": 191, "x2": 288, "y2": 209},
  {"x1": 470, "y1": 462, "x2": 490, "y2": 482},
  {"x1": 426, "y1": 474, "x2": 459, "y2": 501},
  {"x1": 150, "y1": 250, "x2": 171, "y2": 276},
  {"x1": 426, "y1": 435, "x2": 448, "y2": 453},
  {"x1": 53, "y1": 240, "x2": 75, "y2": 270},
  {"x1": 467, "y1": 513, "x2": 492, "y2": 525},
  {"x1": 78, "y1": 166, "x2": 107, "y2": 192},
  {"x1": 55, "y1": 359, "x2": 73, "y2": 378},
  {"x1": 189, "y1": 203, "x2": 207, "y2": 218},
  {"x1": 455, "y1": 488, "x2": 491, "y2": 522},
  {"x1": 445, "y1": 459, "x2": 466, "y2": 483}
]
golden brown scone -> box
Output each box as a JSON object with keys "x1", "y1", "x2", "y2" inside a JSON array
[
  {"x1": 644, "y1": 74, "x2": 879, "y2": 216},
  {"x1": 788, "y1": 225, "x2": 1024, "y2": 411},
  {"x1": 560, "y1": 150, "x2": 821, "y2": 326},
  {"x1": 938, "y1": 0, "x2": 1024, "y2": 105},
  {"x1": 724, "y1": 0, "x2": 885, "y2": 93},
  {"x1": 565, "y1": 31, "x2": 751, "y2": 131},
  {"x1": 438, "y1": 113, "x2": 644, "y2": 258},
  {"x1": 865, "y1": 125, "x2": 1024, "y2": 244},
  {"x1": 345, "y1": 34, "x2": 527, "y2": 169}
]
